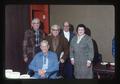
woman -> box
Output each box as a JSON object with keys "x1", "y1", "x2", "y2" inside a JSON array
[{"x1": 70, "y1": 24, "x2": 94, "y2": 79}]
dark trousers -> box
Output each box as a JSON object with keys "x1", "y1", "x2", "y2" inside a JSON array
[
  {"x1": 64, "y1": 59, "x2": 74, "y2": 79},
  {"x1": 59, "y1": 59, "x2": 74, "y2": 79},
  {"x1": 59, "y1": 63, "x2": 65, "y2": 77}
]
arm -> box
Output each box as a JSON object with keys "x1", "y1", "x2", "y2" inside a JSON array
[
  {"x1": 23, "y1": 30, "x2": 29, "y2": 62},
  {"x1": 86, "y1": 37, "x2": 94, "y2": 67},
  {"x1": 70, "y1": 38, "x2": 75, "y2": 65},
  {"x1": 61, "y1": 37, "x2": 69, "y2": 62},
  {"x1": 28, "y1": 55, "x2": 41, "y2": 72}
]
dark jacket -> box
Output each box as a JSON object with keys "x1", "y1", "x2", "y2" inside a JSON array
[
  {"x1": 45, "y1": 35, "x2": 69, "y2": 61},
  {"x1": 23, "y1": 28, "x2": 45, "y2": 62},
  {"x1": 60, "y1": 31, "x2": 75, "y2": 44}
]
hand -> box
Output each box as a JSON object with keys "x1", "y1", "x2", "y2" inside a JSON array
[
  {"x1": 86, "y1": 61, "x2": 91, "y2": 68},
  {"x1": 38, "y1": 69, "x2": 46, "y2": 76},
  {"x1": 24, "y1": 57, "x2": 28, "y2": 62},
  {"x1": 71, "y1": 60, "x2": 74, "y2": 65},
  {"x1": 60, "y1": 59, "x2": 64, "y2": 63}
]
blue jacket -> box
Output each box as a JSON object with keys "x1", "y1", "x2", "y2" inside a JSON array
[
  {"x1": 112, "y1": 37, "x2": 115, "y2": 58},
  {"x1": 29, "y1": 51, "x2": 59, "y2": 79}
]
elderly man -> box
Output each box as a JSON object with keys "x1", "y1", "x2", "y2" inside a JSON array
[
  {"x1": 29, "y1": 40, "x2": 59, "y2": 79},
  {"x1": 45, "y1": 24, "x2": 69, "y2": 78},
  {"x1": 23, "y1": 18, "x2": 45, "y2": 72}
]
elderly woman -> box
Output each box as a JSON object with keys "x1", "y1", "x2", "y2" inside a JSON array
[{"x1": 70, "y1": 24, "x2": 94, "y2": 79}]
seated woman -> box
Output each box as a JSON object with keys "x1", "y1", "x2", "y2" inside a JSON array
[{"x1": 28, "y1": 40, "x2": 59, "y2": 79}]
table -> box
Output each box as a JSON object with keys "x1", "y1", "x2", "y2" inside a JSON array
[{"x1": 93, "y1": 62, "x2": 115, "y2": 79}]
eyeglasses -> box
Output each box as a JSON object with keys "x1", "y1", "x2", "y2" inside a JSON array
[
  {"x1": 33, "y1": 23, "x2": 40, "y2": 24},
  {"x1": 52, "y1": 29, "x2": 59, "y2": 31},
  {"x1": 64, "y1": 25, "x2": 69, "y2": 27}
]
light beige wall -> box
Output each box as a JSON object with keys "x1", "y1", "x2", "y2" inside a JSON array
[{"x1": 50, "y1": 5, "x2": 115, "y2": 62}]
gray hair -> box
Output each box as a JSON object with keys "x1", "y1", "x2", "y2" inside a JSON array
[
  {"x1": 31, "y1": 18, "x2": 40, "y2": 24},
  {"x1": 40, "y1": 40, "x2": 49, "y2": 46},
  {"x1": 51, "y1": 24, "x2": 60, "y2": 30}
]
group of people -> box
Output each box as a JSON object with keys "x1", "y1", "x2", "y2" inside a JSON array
[{"x1": 23, "y1": 18, "x2": 94, "y2": 79}]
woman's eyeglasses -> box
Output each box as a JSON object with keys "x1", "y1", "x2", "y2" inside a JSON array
[{"x1": 64, "y1": 25, "x2": 69, "y2": 27}]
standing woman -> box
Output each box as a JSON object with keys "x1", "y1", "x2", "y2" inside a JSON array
[{"x1": 70, "y1": 24, "x2": 94, "y2": 79}]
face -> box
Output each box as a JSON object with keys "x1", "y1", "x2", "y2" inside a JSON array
[
  {"x1": 31, "y1": 20, "x2": 40, "y2": 31},
  {"x1": 51, "y1": 28, "x2": 60, "y2": 37},
  {"x1": 64, "y1": 22, "x2": 69, "y2": 32},
  {"x1": 77, "y1": 27, "x2": 85, "y2": 36},
  {"x1": 40, "y1": 42, "x2": 49, "y2": 54}
]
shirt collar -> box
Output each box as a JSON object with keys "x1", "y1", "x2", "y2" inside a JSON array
[
  {"x1": 63, "y1": 31, "x2": 70, "y2": 34},
  {"x1": 77, "y1": 34, "x2": 85, "y2": 39}
]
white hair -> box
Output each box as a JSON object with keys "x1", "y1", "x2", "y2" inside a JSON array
[
  {"x1": 51, "y1": 24, "x2": 60, "y2": 30},
  {"x1": 31, "y1": 18, "x2": 40, "y2": 24},
  {"x1": 40, "y1": 40, "x2": 49, "y2": 46}
]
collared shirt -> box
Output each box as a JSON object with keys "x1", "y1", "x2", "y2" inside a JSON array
[
  {"x1": 76, "y1": 34, "x2": 85, "y2": 44},
  {"x1": 52, "y1": 36, "x2": 59, "y2": 52},
  {"x1": 35, "y1": 30, "x2": 40, "y2": 47},
  {"x1": 63, "y1": 31, "x2": 70, "y2": 42},
  {"x1": 42, "y1": 55, "x2": 48, "y2": 70}
]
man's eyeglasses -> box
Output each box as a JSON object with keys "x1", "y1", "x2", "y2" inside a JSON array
[
  {"x1": 33, "y1": 23, "x2": 40, "y2": 24},
  {"x1": 52, "y1": 29, "x2": 59, "y2": 31},
  {"x1": 64, "y1": 25, "x2": 69, "y2": 27}
]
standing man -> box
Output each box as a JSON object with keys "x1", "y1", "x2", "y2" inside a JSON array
[
  {"x1": 60, "y1": 21, "x2": 75, "y2": 79},
  {"x1": 23, "y1": 18, "x2": 45, "y2": 72},
  {"x1": 45, "y1": 24, "x2": 69, "y2": 78}
]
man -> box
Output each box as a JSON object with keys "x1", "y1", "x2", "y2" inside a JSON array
[
  {"x1": 45, "y1": 24, "x2": 69, "y2": 78},
  {"x1": 23, "y1": 18, "x2": 45, "y2": 72},
  {"x1": 29, "y1": 40, "x2": 59, "y2": 79},
  {"x1": 60, "y1": 21, "x2": 75, "y2": 79}
]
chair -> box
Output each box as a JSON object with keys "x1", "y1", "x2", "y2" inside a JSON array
[
  {"x1": 92, "y1": 53, "x2": 102, "y2": 66},
  {"x1": 27, "y1": 69, "x2": 34, "y2": 77},
  {"x1": 47, "y1": 70, "x2": 64, "y2": 79}
]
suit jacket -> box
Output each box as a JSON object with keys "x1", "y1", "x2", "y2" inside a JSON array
[
  {"x1": 45, "y1": 35, "x2": 69, "y2": 61},
  {"x1": 29, "y1": 51, "x2": 59, "y2": 79},
  {"x1": 60, "y1": 31, "x2": 75, "y2": 61},
  {"x1": 60, "y1": 31, "x2": 75, "y2": 44}
]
